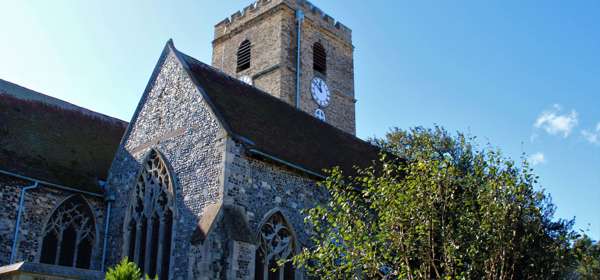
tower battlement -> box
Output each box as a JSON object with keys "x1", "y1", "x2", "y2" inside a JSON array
[{"x1": 214, "y1": 0, "x2": 352, "y2": 42}]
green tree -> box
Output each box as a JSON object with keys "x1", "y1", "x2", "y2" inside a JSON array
[
  {"x1": 294, "y1": 126, "x2": 576, "y2": 279},
  {"x1": 572, "y1": 234, "x2": 600, "y2": 279}
]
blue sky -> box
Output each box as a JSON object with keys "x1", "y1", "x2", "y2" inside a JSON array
[{"x1": 1, "y1": 1, "x2": 598, "y2": 239}]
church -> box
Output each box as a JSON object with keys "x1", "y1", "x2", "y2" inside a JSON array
[{"x1": 0, "y1": 0, "x2": 379, "y2": 279}]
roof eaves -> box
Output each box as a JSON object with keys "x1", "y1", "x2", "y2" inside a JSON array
[
  {"x1": 247, "y1": 148, "x2": 325, "y2": 179},
  {"x1": 0, "y1": 169, "x2": 104, "y2": 197}
]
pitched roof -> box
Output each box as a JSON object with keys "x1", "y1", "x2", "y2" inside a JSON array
[
  {"x1": 172, "y1": 45, "x2": 379, "y2": 177},
  {"x1": 0, "y1": 80, "x2": 127, "y2": 193}
]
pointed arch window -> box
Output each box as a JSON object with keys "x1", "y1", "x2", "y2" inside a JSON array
[
  {"x1": 237, "y1": 39, "x2": 252, "y2": 72},
  {"x1": 255, "y1": 212, "x2": 296, "y2": 280},
  {"x1": 40, "y1": 195, "x2": 95, "y2": 269},
  {"x1": 313, "y1": 42, "x2": 326, "y2": 75},
  {"x1": 125, "y1": 150, "x2": 174, "y2": 279}
]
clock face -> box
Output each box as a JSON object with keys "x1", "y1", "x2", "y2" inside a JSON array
[
  {"x1": 239, "y1": 75, "x2": 253, "y2": 86},
  {"x1": 314, "y1": 108, "x2": 326, "y2": 121},
  {"x1": 310, "y1": 77, "x2": 330, "y2": 107}
]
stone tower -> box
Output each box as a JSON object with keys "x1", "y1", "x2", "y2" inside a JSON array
[{"x1": 212, "y1": 0, "x2": 356, "y2": 135}]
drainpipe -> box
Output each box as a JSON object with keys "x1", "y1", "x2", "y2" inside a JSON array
[
  {"x1": 295, "y1": 9, "x2": 304, "y2": 109},
  {"x1": 9, "y1": 182, "x2": 39, "y2": 264},
  {"x1": 100, "y1": 189, "x2": 114, "y2": 271}
]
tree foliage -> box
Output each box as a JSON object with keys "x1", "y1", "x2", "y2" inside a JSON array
[
  {"x1": 105, "y1": 258, "x2": 158, "y2": 280},
  {"x1": 571, "y1": 235, "x2": 600, "y2": 279},
  {"x1": 294, "y1": 126, "x2": 578, "y2": 279},
  {"x1": 105, "y1": 258, "x2": 142, "y2": 280}
]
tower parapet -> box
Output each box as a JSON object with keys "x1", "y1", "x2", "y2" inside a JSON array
[{"x1": 214, "y1": 0, "x2": 352, "y2": 43}]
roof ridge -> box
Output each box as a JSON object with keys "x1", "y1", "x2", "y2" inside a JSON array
[
  {"x1": 0, "y1": 92, "x2": 127, "y2": 128},
  {"x1": 0, "y1": 78, "x2": 127, "y2": 124}
]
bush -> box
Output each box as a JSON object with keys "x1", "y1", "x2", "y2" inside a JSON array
[{"x1": 105, "y1": 258, "x2": 142, "y2": 280}]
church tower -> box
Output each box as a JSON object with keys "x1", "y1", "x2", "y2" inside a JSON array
[{"x1": 212, "y1": 0, "x2": 356, "y2": 135}]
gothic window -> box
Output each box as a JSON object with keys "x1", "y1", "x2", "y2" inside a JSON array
[
  {"x1": 313, "y1": 42, "x2": 326, "y2": 75},
  {"x1": 255, "y1": 212, "x2": 296, "y2": 280},
  {"x1": 125, "y1": 150, "x2": 174, "y2": 279},
  {"x1": 237, "y1": 39, "x2": 252, "y2": 72},
  {"x1": 40, "y1": 195, "x2": 95, "y2": 269}
]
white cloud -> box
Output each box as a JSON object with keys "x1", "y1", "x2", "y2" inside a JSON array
[
  {"x1": 581, "y1": 122, "x2": 600, "y2": 145},
  {"x1": 534, "y1": 104, "x2": 578, "y2": 138},
  {"x1": 528, "y1": 152, "x2": 546, "y2": 166}
]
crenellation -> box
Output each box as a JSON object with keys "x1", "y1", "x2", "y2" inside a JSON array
[
  {"x1": 214, "y1": 0, "x2": 277, "y2": 39},
  {"x1": 214, "y1": 0, "x2": 352, "y2": 42},
  {"x1": 215, "y1": 18, "x2": 230, "y2": 27},
  {"x1": 335, "y1": 21, "x2": 351, "y2": 35},
  {"x1": 323, "y1": 14, "x2": 334, "y2": 25},
  {"x1": 257, "y1": 0, "x2": 272, "y2": 6},
  {"x1": 230, "y1": 11, "x2": 243, "y2": 21},
  {"x1": 242, "y1": 3, "x2": 257, "y2": 15},
  {"x1": 305, "y1": 3, "x2": 321, "y2": 14}
]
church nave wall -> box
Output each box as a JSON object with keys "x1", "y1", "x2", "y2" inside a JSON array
[
  {"x1": 0, "y1": 173, "x2": 105, "y2": 270},
  {"x1": 216, "y1": 141, "x2": 327, "y2": 279}
]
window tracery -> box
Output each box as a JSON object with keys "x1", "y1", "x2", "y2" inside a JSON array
[
  {"x1": 125, "y1": 149, "x2": 174, "y2": 279},
  {"x1": 255, "y1": 212, "x2": 295, "y2": 280},
  {"x1": 40, "y1": 195, "x2": 95, "y2": 269}
]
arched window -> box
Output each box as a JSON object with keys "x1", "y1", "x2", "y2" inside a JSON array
[
  {"x1": 237, "y1": 39, "x2": 252, "y2": 72},
  {"x1": 255, "y1": 212, "x2": 296, "y2": 280},
  {"x1": 125, "y1": 150, "x2": 174, "y2": 279},
  {"x1": 313, "y1": 42, "x2": 326, "y2": 75},
  {"x1": 40, "y1": 195, "x2": 95, "y2": 269}
]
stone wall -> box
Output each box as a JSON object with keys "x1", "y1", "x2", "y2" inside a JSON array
[
  {"x1": 223, "y1": 141, "x2": 327, "y2": 279},
  {"x1": 184, "y1": 138, "x2": 328, "y2": 279},
  {"x1": 0, "y1": 174, "x2": 105, "y2": 270},
  {"x1": 0, "y1": 175, "x2": 27, "y2": 266},
  {"x1": 212, "y1": 0, "x2": 356, "y2": 135},
  {"x1": 105, "y1": 48, "x2": 228, "y2": 279},
  {"x1": 212, "y1": 4, "x2": 287, "y2": 102},
  {"x1": 225, "y1": 142, "x2": 326, "y2": 247},
  {"x1": 290, "y1": 8, "x2": 356, "y2": 135}
]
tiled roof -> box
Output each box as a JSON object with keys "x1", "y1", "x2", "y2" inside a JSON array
[
  {"x1": 0, "y1": 82, "x2": 127, "y2": 193},
  {"x1": 174, "y1": 46, "x2": 379, "y2": 177}
]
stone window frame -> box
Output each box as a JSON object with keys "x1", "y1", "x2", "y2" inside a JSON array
[
  {"x1": 122, "y1": 148, "x2": 177, "y2": 280},
  {"x1": 36, "y1": 194, "x2": 99, "y2": 269},
  {"x1": 254, "y1": 209, "x2": 299, "y2": 280}
]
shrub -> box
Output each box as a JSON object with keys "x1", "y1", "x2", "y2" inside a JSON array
[{"x1": 105, "y1": 258, "x2": 141, "y2": 280}]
